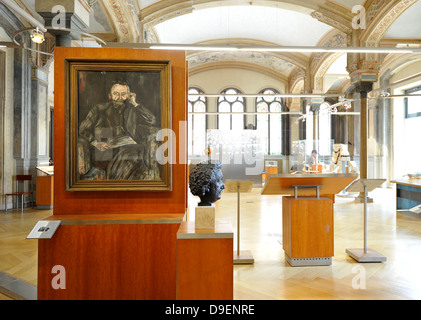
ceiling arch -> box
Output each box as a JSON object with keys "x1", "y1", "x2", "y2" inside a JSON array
[
  {"x1": 152, "y1": 5, "x2": 334, "y2": 46},
  {"x1": 188, "y1": 61, "x2": 290, "y2": 86},
  {"x1": 189, "y1": 38, "x2": 309, "y2": 69},
  {"x1": 145, "y1": 2, "x2": 336, "y2": 79},
  {"x1": 188, "y1": 51, "x2": 294, "y2": 80}
]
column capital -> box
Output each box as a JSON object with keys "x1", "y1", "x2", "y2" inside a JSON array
[
  {"x1": 346, "y1": 81, "x2": 374, "y2": 98},
  {"x1": 309, "y1": 103, "x2": 321, "y2": 115},
  {"x1": 347, "y1": 60, "x2": 381, "y2": 86},
  {"x1": 324, "y1": 97, "x2": 339, "y2": 105},
  {"x1": 36, "y1": 0, "x2": 91, "y2": 42}
]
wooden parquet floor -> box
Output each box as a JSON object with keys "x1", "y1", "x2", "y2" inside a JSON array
[{"x1": 1, "y1": 187, "x2": 421, "y2": 300}]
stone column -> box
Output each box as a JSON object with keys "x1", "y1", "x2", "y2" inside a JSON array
[
  {"x1": 35, "y1": 0, "x2": 91, "y2": 46},
  {"x1": 348, "y1": 81, "x2": 374, "y2": 201},
  {"x1": 354, "y1": 81, "x2": 373, "y2": 181},
  {"x1": 281, "y1": 102, "x2": 290, "y2": 156},
  {"x1": 309, "y1": 98, "x2": 323, "y2": 151},
  {"x1": 325, "y1": 97, "x2": 346, "y2": 145}
]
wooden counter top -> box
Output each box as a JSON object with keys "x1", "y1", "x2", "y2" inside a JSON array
[
  {"x1": 262, "y1": 173, "x2": 358, "y2": 196},
  {"x1": 391, "y1": 178, "x2": 421, "y2": 188},
  {"x1": 177, "y1": 221, "x2": 233, "y2": 239},
  {"x1": 43, "y1": 212, "x2": 186, "y2": 225}
]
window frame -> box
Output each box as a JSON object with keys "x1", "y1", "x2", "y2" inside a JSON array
[
  {"x1": 217, "y1": 88, "x2": 246, "y2": 130},
  {"x1": 404, "y1": 85, "x2": 421, "y2": 119},
  {"x1": 188, "y1": 87, "x2": 207, "y2": 156},
  {"x1": 255, "y1": 89, "x2": 283, "y2": 155}
]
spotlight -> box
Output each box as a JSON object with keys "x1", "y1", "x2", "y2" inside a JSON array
[{"x1": 30, "y1": 27, "x2": 45, "y2": 44}]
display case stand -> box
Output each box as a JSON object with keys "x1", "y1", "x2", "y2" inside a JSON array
[
  {"x1": 225, "y1": 180, "x2": 254, "y2": 264},
  {"x1": 345, "y1": 179, "x2": 387, "y2": 263},
  {"x1": 262, "y1": 174, "x2": 358, "y2": 267}
]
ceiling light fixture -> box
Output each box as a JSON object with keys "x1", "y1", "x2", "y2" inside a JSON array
[
  {"x1": 30, "y1": 27, "x2": 45, "y2": 44},
  {"x1": 13, "y1": 27, "x2": 106, "y2": 57},
  {"x1": 147, "y1": 43, "x2": 417, "y2": 54}
]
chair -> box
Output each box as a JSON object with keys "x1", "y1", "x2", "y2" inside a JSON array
[{"x1": 5, "y1": 175, "x2": 34, "y2": 213}]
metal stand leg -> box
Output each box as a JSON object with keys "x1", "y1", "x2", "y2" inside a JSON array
[
  {"x1": 233, "y1": 186, "x2": 254, "y2": 265},
  {"x1": 237, "y1": 186, "x2": 240, "y2": 257},
  {"x1": 364, "y1": 185, "x2": 367, "y2": 253},
  {"x1": 346, "y1": 183, "x2": 386, "y2": 263}
]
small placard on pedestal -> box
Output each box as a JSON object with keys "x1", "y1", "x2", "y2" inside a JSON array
[{"x1": 195, "y1": 205, "x2": 215, "y2": 229}]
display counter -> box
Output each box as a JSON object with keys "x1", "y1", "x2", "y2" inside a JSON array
[
  {"x1": 36, "y1": 166, "x2": 54, "y2": 209},
  {"x1": 262, "y1": 173, "x2": 358, "y2": 266},
  {"x1": 38, "y1": 213, "x2": 185, "y2": 300},
  {"x1": 36, "y1": 176, "x2": 54, "y2": 209},
  {"x1": 176, "y1": 221, "x2": 233, "y2": 300},
  {"x1": 391, "y1": 178, "x2": 421, "y2": 210}
]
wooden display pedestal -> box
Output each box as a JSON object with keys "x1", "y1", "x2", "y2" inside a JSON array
[
  {"x1": 36, "y1": 47, "x2": 189, "y2": 300},
  {"x1": 262, "y1": 173, "x2": 358, "y2": 267},
  {"x1": 282, "y1": 196, "x2": 334, "y2": 266},
  {"x1": 176, "y1": 221, "x2": 233, "y2": 300},
  {"x1": 38, "y1": 214, "x2": 185, "y2": 300}
]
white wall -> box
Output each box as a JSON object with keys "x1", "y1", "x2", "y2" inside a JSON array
[{"x1": 390, "y1": 61, "x2": 421, "y2": 178}]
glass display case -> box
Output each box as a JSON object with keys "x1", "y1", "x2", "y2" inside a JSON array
[{"x1": 290, "y1": 139, "x2": 334, "y2": 172}]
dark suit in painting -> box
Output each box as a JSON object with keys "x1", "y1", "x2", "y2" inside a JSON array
[{"x1": 78, "y1": 100, "x2": 160, "y2": 181}]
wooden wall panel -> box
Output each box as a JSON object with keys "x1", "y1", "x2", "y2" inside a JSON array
[
  {"x1": 53, "y1": 47, "x2": 187, "y2": 215},
  {"x1": 38, "y1": 223, "x2": 180, "y2": 300}
]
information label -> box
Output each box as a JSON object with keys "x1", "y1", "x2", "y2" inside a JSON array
[{"x1": 27, "y1": 221, "x2": 61, "y2": 239}]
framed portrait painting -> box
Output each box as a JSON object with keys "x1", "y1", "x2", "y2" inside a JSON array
[{"x1": 65, "y1": 59, "x2": 172, "y2": 191}]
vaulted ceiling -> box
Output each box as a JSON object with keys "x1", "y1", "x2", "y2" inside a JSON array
[{"x1": 6, "y1": 0, "x2": 421, "y2": 93}]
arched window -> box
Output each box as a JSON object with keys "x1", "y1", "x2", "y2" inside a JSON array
[
  {"x1": 218, "y1": 88, "x2": 245, "y2": 131},
  {"x1": 188, "y1": 88, "x2": 207, "y2": 156},
  {"x1": 256, "y1": 89, "x2": 283, "y2": 155}
]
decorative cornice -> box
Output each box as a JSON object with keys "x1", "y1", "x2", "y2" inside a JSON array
[
  {"x1": 102, "y1": 0, "x2": 141, "y2": 42},
  {"x1": 140, "y1": 1, "x2": 193, "y2": 29},
  {"x1": 310, "y1": 29, "x2": 347, "y2": 74},
  {"x1": 140, "y1": 0, "x2": 327, "y2": 28},
  {"x1": 311, "y1": 5, "x2": 353, "y2": 35},
  {"x1": 188, "y1": 60, "x2": 289, "y2": 85},
  {"x1": 188, "y1": 51, "x2": 294, "y2": 77},
  {"x1": 192, "y1": 38, "x2": 309, "y2": 70},
  {"x1": 361, "y1": 0, "x2": 418, "y2": 61},
  {"x1": 313, "y1": 51, "x2": 344, "y2": 93},
  {"x1": 289, "y1": 67, "x2": 306, "y2": 88}
]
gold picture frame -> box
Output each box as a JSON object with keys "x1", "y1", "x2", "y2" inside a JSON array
[{"x1": 65, "y1": 59, "x2": 172, "y2": 191}]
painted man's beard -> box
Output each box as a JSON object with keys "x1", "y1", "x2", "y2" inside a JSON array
[{"x1": 112, "y1": 99, "x2": 127, "y2": 108}]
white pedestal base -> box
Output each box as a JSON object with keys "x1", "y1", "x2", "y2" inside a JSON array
[
  {"x1": 233, "y1": 250, "x2": 254, "y2": 265},
  {"x1": 346, "y1": 248, "x2": 386, "y2": 263}
]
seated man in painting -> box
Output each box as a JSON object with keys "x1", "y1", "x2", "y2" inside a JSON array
[{"x1": 78, "y1": 80, "x2": 160, "y2": 181}]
